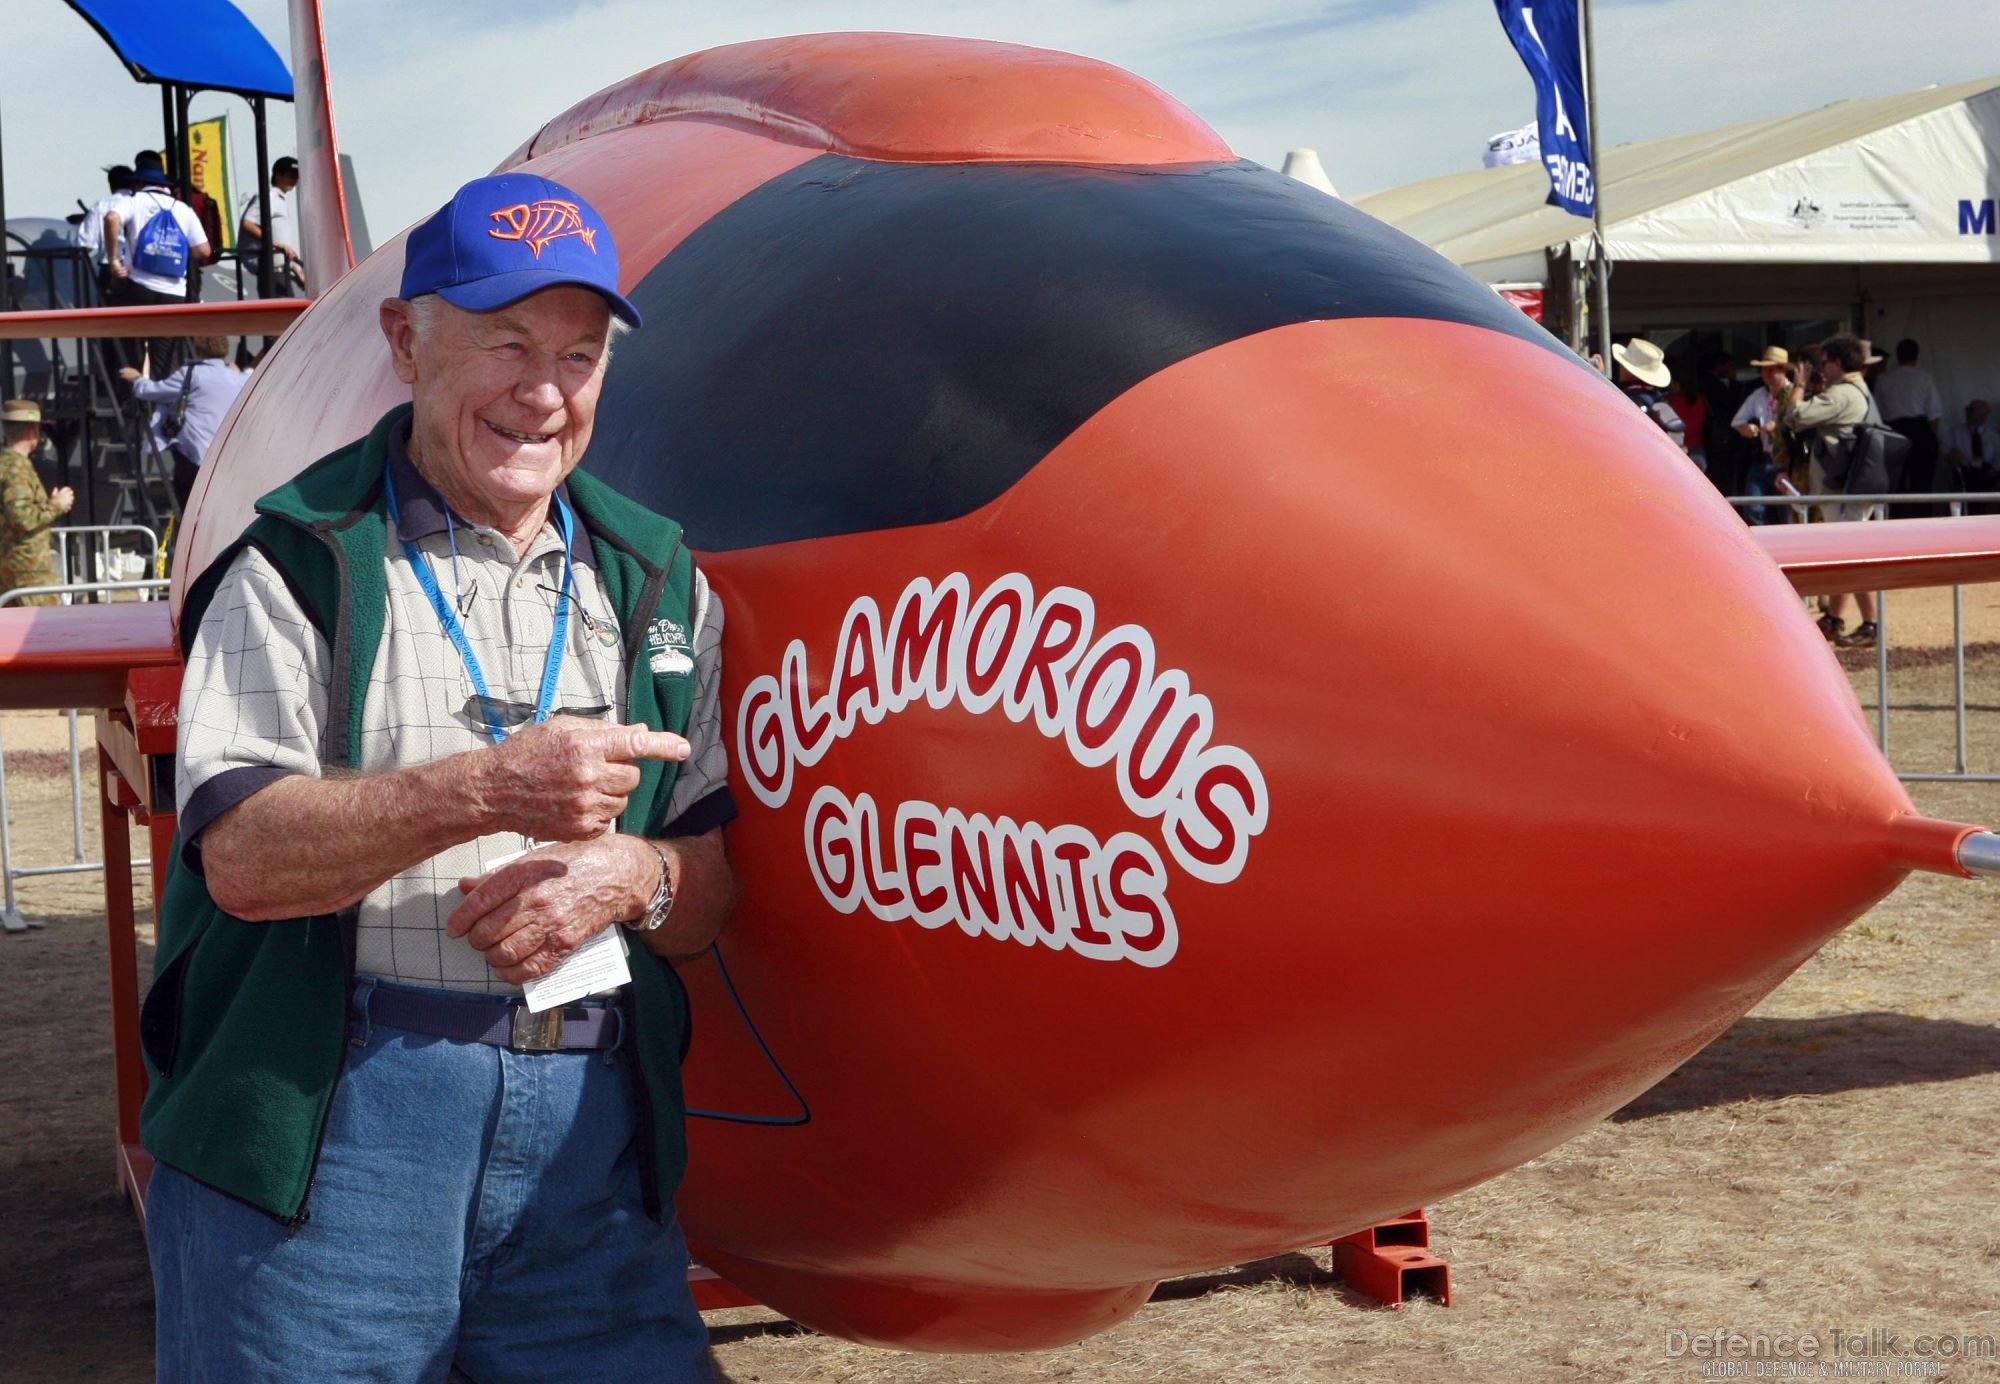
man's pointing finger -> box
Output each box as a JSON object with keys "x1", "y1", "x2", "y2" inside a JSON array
[{"x1": 605, "y1": 726, "x2": 691, "y2": 763}]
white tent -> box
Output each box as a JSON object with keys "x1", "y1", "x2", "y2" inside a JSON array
[{"x1": 1356, "y1": 77, "x2": 2000, "y2": 417}]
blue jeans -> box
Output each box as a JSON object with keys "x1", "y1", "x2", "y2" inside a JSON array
[
  {"x1": 1742, "y1": 458, "x2": 1781, "y2": 524},
  {"x1": 148, "y1": 981, "x2": 712, "y2": 1382}
]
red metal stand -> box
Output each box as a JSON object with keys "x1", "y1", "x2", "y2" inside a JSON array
[
  {"x1": 1327, "y1": 1209, "x2": 1452, "y2": 1307},
  {"x1": 688, "y1": 1264, "x2": 762, "y2": 1311},
  {"x1": 94, "y1": 664, "x2": 182, "y2": 1229}
]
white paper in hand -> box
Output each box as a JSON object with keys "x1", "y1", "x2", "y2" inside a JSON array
[
  {"x1": 521, "y1": 923, "x2": 631, "y2": 1013},
  {"x1": 481, "y1": 844, "x2": 633, "y2": 1013}
]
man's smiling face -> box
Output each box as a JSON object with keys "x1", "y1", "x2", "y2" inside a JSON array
[{"x1": 384, "y1": 285, "x2": 613, "y2": 527}]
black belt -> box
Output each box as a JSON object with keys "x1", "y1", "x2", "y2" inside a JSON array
[{"x1": 364, "y1": 984, "x2": 621, "y2": 1053}]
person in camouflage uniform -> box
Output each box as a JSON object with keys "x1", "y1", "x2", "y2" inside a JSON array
[{"x1": 1, "y1": 400, "x2": 74, "y2": 606}]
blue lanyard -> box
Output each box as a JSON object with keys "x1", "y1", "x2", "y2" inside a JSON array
[{"x1": 383, "y1": 466, "x2": 575, "y2": 746}]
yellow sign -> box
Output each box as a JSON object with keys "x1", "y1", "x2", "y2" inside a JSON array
[{"x1": 184, "y1": 116, "x2": 234, "y2": 251}]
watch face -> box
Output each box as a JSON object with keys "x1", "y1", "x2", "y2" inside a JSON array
[{"x1": 641, "y1": 842, "x2": 673, "y2": 929}]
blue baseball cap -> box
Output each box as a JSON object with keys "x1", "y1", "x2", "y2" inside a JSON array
[{"x1": 399, "y1": 172, "x2": 642, "y2": 328}]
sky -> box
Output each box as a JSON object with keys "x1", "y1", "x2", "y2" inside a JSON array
[{"x1": 3, "y1": 0, "x2": 1997, "y2": 243}]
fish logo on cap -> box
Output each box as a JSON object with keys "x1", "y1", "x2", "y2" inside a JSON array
[{"x1": 488, "y1": 200, "x2": 598, "y2": 259}]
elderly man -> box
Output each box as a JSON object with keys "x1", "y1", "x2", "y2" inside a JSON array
[
  {"x1": 1, "y1": 400, "x2": 76, "y2": 604},
  {"x1": 142, "y1": 174, "x2": 735, "y2": 1381}
]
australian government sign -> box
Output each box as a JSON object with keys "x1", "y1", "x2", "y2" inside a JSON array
[{"x1": 1595, "y1": 88, "x2": 2000, "y2": 264}]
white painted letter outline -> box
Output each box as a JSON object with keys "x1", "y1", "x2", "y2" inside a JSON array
[{"x1": 736, "y1": 572, "x2": 1270, "y2": 966}]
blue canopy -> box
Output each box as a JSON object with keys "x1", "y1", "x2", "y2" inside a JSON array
[{"x1": 64, "y1": 0, "x2": 293, "y2": 101}]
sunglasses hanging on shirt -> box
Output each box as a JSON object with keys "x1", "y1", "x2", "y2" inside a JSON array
[
  {"x1": 539, "y1": 582, "x2": 620, "y2": 647},
  {"x1": 462, "y1": 694, "x2": 611, "y2": 729}
]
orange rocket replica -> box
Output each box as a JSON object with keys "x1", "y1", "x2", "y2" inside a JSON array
[{"x1": 7, "y1": 16, "x2": 2000, "y2": 1356}]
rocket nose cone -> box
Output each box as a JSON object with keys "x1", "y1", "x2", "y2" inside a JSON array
[
  {"x1": 1016, "y1": 314, "x2": 1926, "y2": 1236},
  {"x1": 1258, "y1": 315, "x2": 1915, "y2": 956}
]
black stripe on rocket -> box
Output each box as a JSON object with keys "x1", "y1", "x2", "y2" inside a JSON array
[{"x1": 586, "y1": 156, "x2": 1581, "y2": 552}]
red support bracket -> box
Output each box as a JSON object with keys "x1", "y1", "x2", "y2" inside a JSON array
[
  {"x1": 95, "y1": 665, "x2": 185, "y2": 1229},
  {"x1": 688, "y1": 1263, "x2": 761, "y2": 1311},
  {"x1": 1326, "y1": 1208, "x2": 1452, "y2": 1308}
]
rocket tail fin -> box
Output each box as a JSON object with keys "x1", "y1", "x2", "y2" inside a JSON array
[{"x1": 1753, "y1": 514, "x2": 2000, "y2": 596}]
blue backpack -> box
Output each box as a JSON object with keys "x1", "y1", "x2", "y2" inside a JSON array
[{"x1": 133, "y1": 195, "x2": 190, "y2": 280}]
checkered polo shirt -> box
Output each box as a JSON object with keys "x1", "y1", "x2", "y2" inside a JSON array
[{"x1": 175, "y1": 429, "x2": 733, "y2": 992}]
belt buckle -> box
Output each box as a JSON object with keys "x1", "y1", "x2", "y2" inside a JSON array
[{"x1": 509, "y1": 1005, "x2": 565, "y2": 1053}]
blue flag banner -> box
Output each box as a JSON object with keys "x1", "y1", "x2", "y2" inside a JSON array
[{"x1": 1494, "y1": 0, "x2": 1595, "y2": 217}]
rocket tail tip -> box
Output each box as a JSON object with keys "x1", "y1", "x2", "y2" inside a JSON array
[{"x1": 1885, "y1": 814, "x2": 1986, "y2": 879}]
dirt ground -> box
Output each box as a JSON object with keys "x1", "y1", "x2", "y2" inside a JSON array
[{"x1": 5, "y1": 585, "x2": 2000, "y2": 1382}]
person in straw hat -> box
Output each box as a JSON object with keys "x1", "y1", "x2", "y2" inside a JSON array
[
  {"x1": 1610, "y1": 337, "x2": 1688, "y2": 455},
  {"x1": 1731, "y1": 345, "x2": 1802, "y2": 524},
  {"x1": 0, "y1": 400, "x2": 75, "y2": 606}
]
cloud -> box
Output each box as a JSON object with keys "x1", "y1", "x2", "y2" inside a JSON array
[{"x1": 3, "y1": 0, "x2": 1994, "y2": 243}]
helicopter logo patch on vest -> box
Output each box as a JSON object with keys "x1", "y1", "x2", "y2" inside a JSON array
[{"x1": 647, "y1": 617, "x2": 693, "y2": 677}]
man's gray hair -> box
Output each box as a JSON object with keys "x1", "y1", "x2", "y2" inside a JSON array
[{"x1": 404, "y1": 293, "x2": 630, "y2": 359}]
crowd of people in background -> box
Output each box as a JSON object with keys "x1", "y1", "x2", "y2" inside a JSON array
[
  {"x1": 59, "y1": 151, "x2": 300, "y2": 515},
  {"x1": 75, "y1": 151, "x2": 214, "y2": 383},
  {"x1": 74, "y1": 151, "x2": 301, "y2": 295},
  {"x1": 0, "y1": 146, "x2": 302, "y2": 592},
  {"x1": 71, "y1": 149, "x2": 302, "y2": 379},
  {"x1": 1610, "y1": 330, "x2": 1996, "y2": 650}
]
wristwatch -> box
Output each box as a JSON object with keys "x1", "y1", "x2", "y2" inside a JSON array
[{"x1": 626, "y1": 838, "x2": 674, "y2": 932}]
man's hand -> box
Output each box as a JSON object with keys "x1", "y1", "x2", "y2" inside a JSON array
[
  {"x1": 447, "y1": 835, "x2": 656, "y2": 983},
  {"x1": 472, "y1": 715, "x2": 689, "y2": 843},
  {"x1": 50, "y1": 487, "x2": 75, "y2": 516},
  {"x1": 117, "y1": 367, "x2": 141, "y2": 383},
  {"x1": 201, "y1": 719, "x2": 689, "y2": 922}
]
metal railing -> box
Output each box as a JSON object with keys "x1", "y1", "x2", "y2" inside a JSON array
[
  {"x1": 51, "y1": 524, "x2": 160, "y2": 588},
  {"x1": 0, "y1": 578, "x2": 165, "y2": 931},
  {"x1": 1727, "y1": 491, "x2": 1998, "y2": 782}
]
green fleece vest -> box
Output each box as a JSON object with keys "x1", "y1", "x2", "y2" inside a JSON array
[{"x1": 140, "y1": 404, "x2": 699, "y2": 1225}]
